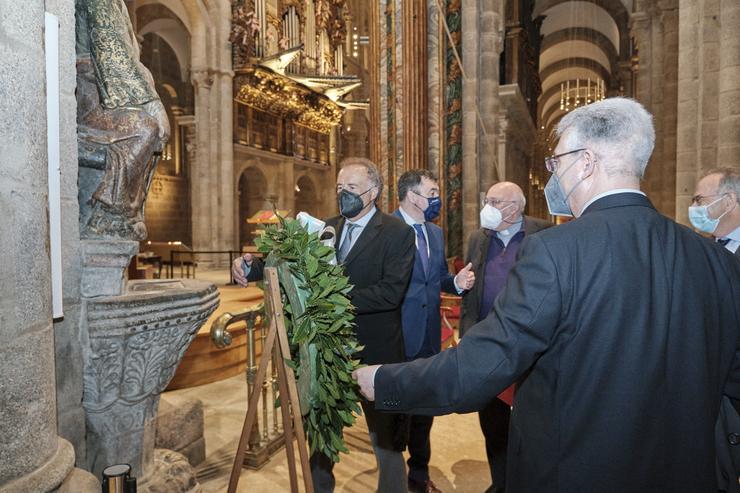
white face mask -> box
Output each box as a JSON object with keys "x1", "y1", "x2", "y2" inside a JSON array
[{"x1": 480, "y1": 204, "x2": 503, "y2": 230}]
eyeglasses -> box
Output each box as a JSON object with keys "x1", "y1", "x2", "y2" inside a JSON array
[
  {"x1": 691, "y1": 193, "x2": 726, "y2": 206},
  {"x1": 544, "y1": 148, "x2": 586, "y2": 173},
  {"x1": 482, "y1": 198, "x2": 517, "y2": 208}
]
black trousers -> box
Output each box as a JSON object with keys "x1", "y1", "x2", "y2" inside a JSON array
[
  {"x1": 479, "y1": 397, "x2": 511, "y2": 490},
  {"x1": 407, "y1": 414, "x2": 434, "y2": 483}
]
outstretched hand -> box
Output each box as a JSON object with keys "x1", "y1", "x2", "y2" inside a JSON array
[
  {"x1": 455, "y1": 262, "x2": 475, "y2": 291},
  {"x1": 352, "y1": 365, "x2": 381, "y2": 401},
  {"x1": 231, "y1": 253, "x2": 253, "y2": 287}
]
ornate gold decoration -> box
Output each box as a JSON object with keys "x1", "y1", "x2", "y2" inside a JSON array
[{"x1": 235, "y1": 66, "x2": 343, "y2": 133}]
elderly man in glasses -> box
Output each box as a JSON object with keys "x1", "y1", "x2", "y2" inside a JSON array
[
  {"x1": 353, "y1": 98, "x2": 740, "y2": 492},
  {"x1": 459, "y1": 181, "x2": 551, "y2": 493},
  {"x1": 689, "y1": 167, "x2": 740, "y2": 257}
]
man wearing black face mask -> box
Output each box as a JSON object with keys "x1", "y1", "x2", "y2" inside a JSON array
[
  {"x1": 310, "y1": 157, "x2": 415, "y2": 493},
  {"x1": 231, "y1": 158, "x2": 416, "y2": 492},
  {"x1": 394, "y1": 169, "x2": 475, "y2": 493}
]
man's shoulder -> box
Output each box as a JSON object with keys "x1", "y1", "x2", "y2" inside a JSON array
[
  {"x1": 524, "y1": 215, "x2": 554, "y2": 233},
  {"x1": 378, "y1": 210, "x2": 413, "y2": 232},
  {"x1": 466, "y1": 228, "x2": 487, "y2": 245}
]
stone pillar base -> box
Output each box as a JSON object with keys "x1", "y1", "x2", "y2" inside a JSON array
[
  {"x1": 57, "y1": 467, "x2": 100, "y2": 493},
  {"x1": 140, "y1": 449, "x2": 202, "y2": 493},
  {"x1": 0, "y1": 439, "x2": 74, "y2": 493}
]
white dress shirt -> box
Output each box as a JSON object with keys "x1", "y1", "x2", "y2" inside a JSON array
[{"x1": 718, "y1": 226, "x2": 740, "y2": 254}]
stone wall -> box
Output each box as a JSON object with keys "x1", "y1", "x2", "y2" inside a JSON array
[
  {"x1": 145, "y1": 174, "x2": 192, "y2": 245},
  {"x1": 0, "y1": 0, "x2": 92, "y2": 490}
]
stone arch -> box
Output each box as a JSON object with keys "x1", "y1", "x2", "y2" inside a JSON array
[
  {"x1": 540, "y1": 1, "x2": 621, "y2": 53},
  {"x1": 535, "y1": 0, "x2": 631, "y2": 59},
  {"x1": 540, "y1": 57, "x2": 611, "y2": 85},
  {"x1": 541, "y1": 28, "x2": 619, "y2": 72},
  {"x1": 294, "y1": 174, "x2": 319, "y2": 217},
  {"x1": 237, "y1": 166, "x2": 269, "y2": 248}
]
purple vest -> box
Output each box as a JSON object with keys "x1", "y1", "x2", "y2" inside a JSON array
[{"x1": 478, "y1": 231, "x2": 526, "y2": 321}]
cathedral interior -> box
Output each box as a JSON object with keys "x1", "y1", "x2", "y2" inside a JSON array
[{"x1": 1, "y1": 0, "x2": 739, "y2": 491}]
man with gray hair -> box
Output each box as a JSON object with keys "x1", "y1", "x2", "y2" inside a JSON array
[
  {"x1": 353, "y1": 98, "x2": 740, "y2": 492},
  {"x1": 690, "y1": 167, "x2": 740, "y2": 257}
]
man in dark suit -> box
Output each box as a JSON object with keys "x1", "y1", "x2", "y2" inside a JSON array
[
  {"x1": 232, "y1": 157, "x2": 415, "y2": 493},
  {"x1": 393, "y1": 169, "x2": 475, "y2": 493},
  {"x1": 460, "y1": 181, "x2": 551, "y2": 493},
  {"x1": 690, "y1": 167, "x2": 739, "y2": 258},
  {"x1": 353, "y1": 98, "x2": 740, "y2": 492}
]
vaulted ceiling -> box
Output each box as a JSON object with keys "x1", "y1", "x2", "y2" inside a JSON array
[{"x1": 533, "y1": 0, "x2": 632, "y2": 139}]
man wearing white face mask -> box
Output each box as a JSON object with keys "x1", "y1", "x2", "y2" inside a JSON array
[
  {"x1": 459, "y1": 181, "x2": 551, "y2": 493},
  {"x1": 690, "y1": 167, "x2": 740, "y2": 257}
]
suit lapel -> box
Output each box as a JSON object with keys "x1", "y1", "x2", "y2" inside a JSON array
[{"x1": 343, "y1": 211, "x2": 382, "y2": 266}]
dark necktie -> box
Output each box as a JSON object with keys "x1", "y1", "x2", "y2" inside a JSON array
[
  {"x1": 718, "y1": 238, "x2": 730, "y2": 247},
  {"x1": 337, "y1": 223, "x2": 358, "y2": 263},
  {"x1": 413, "y1": 224, "x2": 429, "y2": 274}
]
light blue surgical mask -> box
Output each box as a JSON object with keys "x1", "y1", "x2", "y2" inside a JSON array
[
  {"x1": 688, "y1": 195, "x2": 728, "y2": 234},
  {"x1": 544, "y1": 157, "x2": 584, "y2": 217}
]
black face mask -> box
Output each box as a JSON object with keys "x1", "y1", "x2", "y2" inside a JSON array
[{"x1": 339, "y1": 188, "x2": 372, "y2": 218}]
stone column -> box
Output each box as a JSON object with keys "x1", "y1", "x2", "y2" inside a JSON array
[
  {"x1": 461, "y1": 0, "x2": 481, "y2": 252},
  {"x1": 675, "y1": 0, "x2": 701, "y2": 224},
  {"x1": 0, "y1": 1, "x2": 94, "y2": 490},
  {"x1": 718, "y1": 0, "x2": 740, "y2": 165},
  {"x1": 478, "y1": 0, "x2": 502, "y2": 189},
  {"x1": 460, "y1": 0, "x2": 501, "y2": 253},
  {"x1": 402, "y1": 0, "x2": 428, "y2": 170},
  {"x1": 191, "y1": 69, "x2": 214, "y2": 254},
  {"x1": 217, "y1": 70, "x2": 235, "y2": 254}
]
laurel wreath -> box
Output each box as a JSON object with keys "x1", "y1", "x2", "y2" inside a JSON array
[{"x1": 256, "y1": 217, "x2": 363, "y2": 462}]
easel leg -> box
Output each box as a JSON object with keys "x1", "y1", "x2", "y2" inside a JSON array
[
  {"x1": 275, "y1": 349, "x2": 300, "y2": 492},
  {"x1": 227, "y1": 321, "x2": 277, "y2": 493}
]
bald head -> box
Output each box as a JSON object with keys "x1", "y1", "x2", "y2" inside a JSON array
[{"x1": 484, "y1": 182, "x2": 526, "y2": 231}]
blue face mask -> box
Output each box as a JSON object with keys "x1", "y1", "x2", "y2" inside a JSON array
[
  {"x1": 423, "y1": 196, "x2": 442, "y2": 222},
  {"x1": 412, "y1": 190, "x2": 442, "y2": 222},
  {"x1": 688, "y1": 196, "x2": 727, "y2": 234},
  {"x1": 544, "y1": 158, "x2": 583, "y2": 217}
]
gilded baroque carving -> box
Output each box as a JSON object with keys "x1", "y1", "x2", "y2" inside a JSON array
[{"x1": 234, "y1": 67, "x2": 343, "y2": 133}]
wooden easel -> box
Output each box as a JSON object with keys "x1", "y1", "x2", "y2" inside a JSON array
[{"x1": 228, "y1": 267, "x2": 314, "y2": 493}]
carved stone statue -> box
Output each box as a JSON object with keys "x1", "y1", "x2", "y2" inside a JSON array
[{"x1": 75, "y1": 0, "x2": 170, "y2": 240}]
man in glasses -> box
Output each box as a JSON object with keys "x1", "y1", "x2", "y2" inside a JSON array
[
  {"x1": 459, "y1": 181, "x2": 551, "y2": 493},
  {"x1": 353, "y1": 98, "x2": 740, "y2": 492},
  {"x1": 690, "y1": 167, "x2": 740, "y2": 257}
]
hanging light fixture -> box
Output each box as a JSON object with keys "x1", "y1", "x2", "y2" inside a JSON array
[{"x1": 560, "y1": 77, "x2": 605, "y2": 111}]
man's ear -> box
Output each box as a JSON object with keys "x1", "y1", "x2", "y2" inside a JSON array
[{"x1": 579, "y1": 149, "x2": 597, "y2": 180}]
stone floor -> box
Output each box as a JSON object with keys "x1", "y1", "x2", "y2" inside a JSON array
[
  {"x1": 167, "y1": 374, "x2": 492, "y2": 493},
  {"x1": 165, "y1": 267, "x2": 493, "y2": 492}
]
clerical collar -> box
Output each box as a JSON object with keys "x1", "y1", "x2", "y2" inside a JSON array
[{"x1": 497, "y1": 219, "x2": 522, "y2": 238}]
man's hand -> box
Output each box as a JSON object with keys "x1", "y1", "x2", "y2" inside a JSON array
[
  {"x1": 352, "y1": 365, "x2": 381, "y2": 401},
  {"x1": 231, "y1": 254, "x2": 253, "y2": 287},
  {"x1": 455, "y1": 262, "x2": 475, "y2": 290}
]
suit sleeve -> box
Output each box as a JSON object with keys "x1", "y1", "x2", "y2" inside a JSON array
[
  {"x1": 350, "y1": 225, "x2": 416, "y2": 315},
  {"x1": 246, "y1": 257, "x2": 264, "y2": 282},
  {"x1": 722, "y1": 257, "x2": 740, "y2": 403},
  {"x1": 374, "y1": 234, "x2": 562, "y2": 415}
]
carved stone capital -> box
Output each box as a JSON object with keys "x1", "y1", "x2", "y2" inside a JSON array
[{"x1": 191, "y1": 69, "x2": 214, "y2": 90}]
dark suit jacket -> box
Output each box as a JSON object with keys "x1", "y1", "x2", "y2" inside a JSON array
[
  {"x1": 392, "y1": 210, "x2": 457, "y2": 359},
  {"x1": 459, "y1": 215, "x2": 552, "y2": 335},
  {"x1": 326, "y1": 210, "x2": 415, "y2": 365},
  {"x1": 375, "y1": 193, "x2": 740, "y2": 492}
]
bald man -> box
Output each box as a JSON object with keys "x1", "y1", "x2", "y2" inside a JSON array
[{"x1": 460, "y1": 182, "x2": 552, "y2": 493}]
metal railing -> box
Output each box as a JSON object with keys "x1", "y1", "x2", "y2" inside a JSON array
[{"x1": 210, "y1": 304, "x2": 285, "y2": 468}]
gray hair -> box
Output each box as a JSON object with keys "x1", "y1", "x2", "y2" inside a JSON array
[
  {"x1": 556, "y1": 97, "x2": 655, "y2": 178},
  {"x1": 339, "y1": 157, "x2": 383, "y2": 202},
  {"x1": 701, "y1": 167, "x2": 740, "y2": 204}
]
